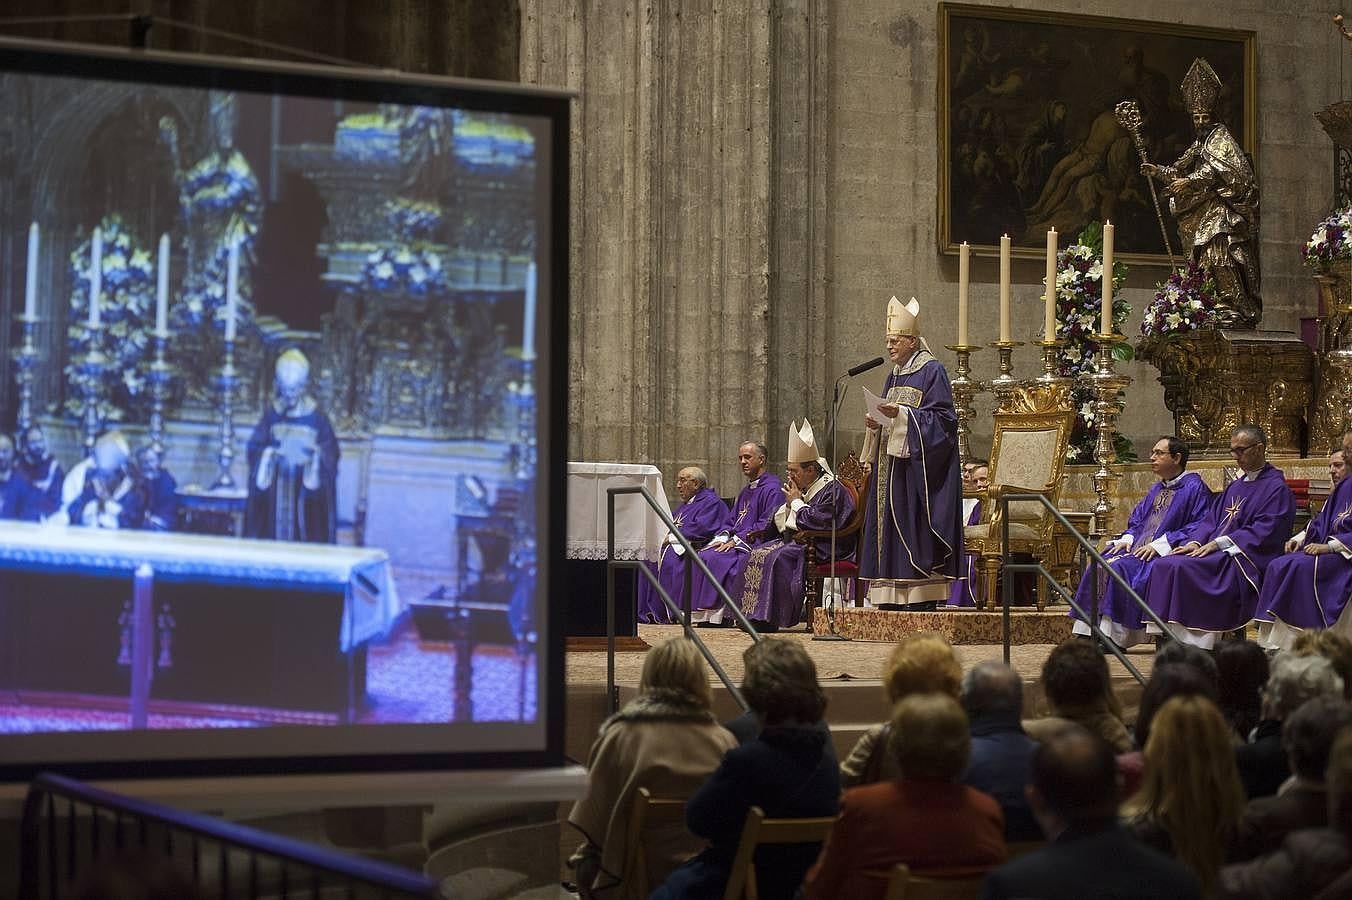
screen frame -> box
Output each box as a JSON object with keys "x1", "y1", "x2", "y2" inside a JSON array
[{"x1": 0, "y1": 35, "x2": 571, "y2": 782}]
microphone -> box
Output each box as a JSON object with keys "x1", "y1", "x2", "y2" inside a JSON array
[{"x1": 845, "y1": 356, "x2": 886, "y2": 377}]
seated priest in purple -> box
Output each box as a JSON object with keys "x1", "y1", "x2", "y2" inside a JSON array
[
  {"x1": 67, "y1": 431, "x2": 146, "y2": 530},
  {"x1": 17, "y1": 424, "x2": 64, "y2": 510},
  {"x1": 1070, "y1": 436, "x2": 1212, "y2": 647},
  {"x1": 134, "y1": 444, "x2": 179, "y2": 532},
  {"x1": 731, "y1": 419, "x2": 855, "y2": 631},
  {"x1": 948, "y1": 460, "x2": 989, "y2": 607},
  {"x1": 1260, "y1": 430, "x2": 1352, "y2": 650},
  {"x1": 859, "y1": 295, "x2": 962, "y2": 607},
  {"x1": 1142, "y1": 425, "x2": 1295, "y2": 649},
  {"x1": 637, "y1": 466, "x2": 732, "y2": 623},
  {"x1": 689, "y1": 441, "x2": 783, "y2": 626},
  {"x1": 0, "y1": 434, "x2": 55, "y2": 522}
]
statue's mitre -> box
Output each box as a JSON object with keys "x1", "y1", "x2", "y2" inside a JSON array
[
  {"x1": 1181, "y1": 58, "x2": 1222, "y2": 115},
  {"x1": 787, "y1": 418, "x2": 819, "y2": 464},
  {"x1": 886, "y1": 295, "x2": 921, "y2": 336}
]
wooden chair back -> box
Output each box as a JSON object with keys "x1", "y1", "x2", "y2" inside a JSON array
[
  {"x1": 625, "y1": 787, "x2": 694, "y2": 898},
  {"x1": 721, "y1": 806, "x2": 836, "y2": 900},
  {"x1": 875, "y1": 863, "x2": 989, "y2": 900}
]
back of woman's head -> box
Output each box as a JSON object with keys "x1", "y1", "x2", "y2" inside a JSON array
[
  {"x1": 1132, "y1": 695, "x2": 1246, "y2": 888},
  {"x1": 1041, "y1": 639, "x2": 1114, "y2": 712},
  {"x1": 884, "y1": 632, "x2": 961, "y2": 704},
  {"x1": 891, "y1": 693, "x2": 971, "y2": 782},
  {"x1": 1216, "y1": 639, "x2": 1269, "y2": 730},
  {"x1": 741, "y1": 638, "x2": 826, "y2": 725},
  {"x1": 1292, "y1": 630, "x2": 1352, "y2": 699},
  {"x1": 640, "y1": 636, "x2": 713, "y2": 709},
  {"x1": 1135, "y1": 662, "x2": 1218, "y2": 750},
  {"x1": 1266, "y1": 652, "x2": 1346, "y2": 720}
]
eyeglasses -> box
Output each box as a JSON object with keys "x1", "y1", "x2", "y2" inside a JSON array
[{"x1": 1229, "y1": 443, "x2": 1262, "y2": 456}]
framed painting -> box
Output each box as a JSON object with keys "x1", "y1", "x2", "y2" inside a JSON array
[{"x1": 938, "y1": 2, "x2": 1256, "y2": 263}]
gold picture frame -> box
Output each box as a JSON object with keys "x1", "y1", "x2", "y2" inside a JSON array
[{"x1": 938, "y1": 2, "x2": 1256, "y2": 264}]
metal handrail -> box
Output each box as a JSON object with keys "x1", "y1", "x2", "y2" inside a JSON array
[
  {"x1": 997, "y1": 491, "x2": 1178, "y2": 685},
  {"x1": 605, "y1": 485, "x2": 761, "y2": 714}
]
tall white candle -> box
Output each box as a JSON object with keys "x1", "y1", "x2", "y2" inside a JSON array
[
  {"x1": 957, "y1": 241, "x2": 970, "y2": 346},
  {"x1": 1101, "y1": 221, "x2": 1115, "y2": 335},
  {"x1": 225, "y1": 237, "x2": 239, "y2": 343},
  {"x1": 24, "y1": 222, "x2": 38, "y2": 320},
  {"x1": 156, "y1": 234, "x2": 170, "y2": 335},
  {"x1": 998, "y1": 234, "x2": 1011, "y2": 343},
  {"x1": 1044, "y1": 227, "x2": 1058, "y2": 340},
  {"x1": 523, "y1": 261, "x2": 537, "y2": 360},
  {"x1": 89, "y1": 227, "x2": 102, "y2": 329}
]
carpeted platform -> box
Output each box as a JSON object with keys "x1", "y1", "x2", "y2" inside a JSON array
[{"x1": 810, "y1": 605, "x2": 1074, "y2": 644}]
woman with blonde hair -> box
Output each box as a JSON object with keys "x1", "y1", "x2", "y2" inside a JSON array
[
  {"x1": 568, "y1": 636, "x2": 736, "y2": 899},
  {"x1": 1123, "y1": 694, "x2": 1246, "y2": 892},
  {"x1": 840, "y1": 632, "x2": 963, "y2": 786}
]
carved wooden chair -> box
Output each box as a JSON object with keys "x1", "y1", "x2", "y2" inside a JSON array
[
  {"x1": 794, "y1": 452, "x2": 870, "y2": 618},
  {"x1": 964, "y1": 383, "x2": 1074, "y2": 611}
]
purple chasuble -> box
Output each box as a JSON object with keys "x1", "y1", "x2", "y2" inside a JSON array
[
  {"x1": 1072, "y1": 472, "x2": 1212, "y2": 630},
  {"x1": 733, "y1": 475, "x2": 856, "y2": 628},
  {"x1": 1143, "y1": 464, "x2": 1295, "y2": 635},
  {"x1": 686, "y1": 473, "x2": 785, "y2": 616},
  {"x1": 637, "y1": 486, "x2": 733, "y2": 623},
  {"x1": 0, "y1": 471, "x2": 53, "y2": 522},
  {"x1": 859, "y1": 356, "x2": 963, "y2": 582},
  {"x1": 1262, "y1": 475, "x2": 1352, "y2": 631},
  {"x1": 948, "y1": 500, "x2": 984, "y2": 607}
]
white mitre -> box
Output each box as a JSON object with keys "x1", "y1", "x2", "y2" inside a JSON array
[
  {"x1": 886, "y1": 295, "x2": 921, "y2": 337},
  {"x1": 787, "y1": 419, "x2": 818, "y2": 464}
]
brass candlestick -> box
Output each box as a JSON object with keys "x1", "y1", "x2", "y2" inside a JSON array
[
  {"x1": 1085, "y1": 332, "x2": 1132, "y2": 538},
  {"x1": 1033, "y1": 338, "x2": 1071, "y2": 384},
  {"x1": 9, "y1": 313, "x2": 41, "y2": 435},
  {"x1": 76, "y1": 321, "x2": 108, "y2": 457},
  {"x1": 988, "y1": 339, "x2": 1024, "y2": 406},
  {"x1": 945, "y1": 343, "x2": 984, "y2": 467}
]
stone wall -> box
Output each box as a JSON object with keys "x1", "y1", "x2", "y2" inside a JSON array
[{"x1": 523, "y1": 0, "x2": 1352, "y2": 496}]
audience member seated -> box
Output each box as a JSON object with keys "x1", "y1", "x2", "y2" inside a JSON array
[
  {"x1": 803, "y1": 693, "x2": 1006, "y2": 900},
  {"x1": 637, "y1": 466, "x2": 732, "y2": 624},
  {"x1": 0, "y1": 433, "x2": 54, "y2": 521},
  {"x1": 959, "y1": 661, "x2": 1041, "y2": 840},
  {"x1": 568, "y1": 637, "x2": 737, "y2": 899},
  {"x1": 840, "y1": 632, "x2": 963, "y2": 786},
  {"x1": 730, "y1": 420, "x2": 855, "y2": 631},
  {"x1": 1233, "y1": 696, "x2": 1352, "y2": 860},
  {"x1": 1118, "y1": 661, "x2": 1219, "y2": 801},
  {"x1": 1023, "y1": 639, "x2": 1133, "y2": 754},
  {"x1": 980, "y1": 725, "x2": 1201, "y2": 900},
  {"x1": 1259, "y1": 430, "x2": 1352, "y2": 650},
  {"x1": 1122, "y1": 695, "x2": 1247, "y2": 893},
  {"x1": 1238, "y1": 653, "x2": 1345, "y2": 800},
  {"x1": 1070, "y1": 435, "x2": 1212, "y2": 648},
  {"x1": 134, "y1": 444, "x2": 179, "y2": 532},
  {"x1": 650, "y1": 638, "x2": 839, "y2": 900},
  {"x1": 1292, "y1": 629, "x2": 1352, "y2": 700},
  {"x1": 1154, "y1": 640, "x2": 1220, "y2": 687},
  {"x1": 1218, "y1": 726, "x2": 1352, "y2": 898},
  {"x1": 1141, "y1": 424, "x2": 1295, "y2": 649},
  {"x1": 1217, "y1": 640, "x2": 1270, "y2": 742}
]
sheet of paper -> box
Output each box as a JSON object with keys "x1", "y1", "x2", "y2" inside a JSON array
[{"x1": 863, "y1": 385, "x2": 895, "y2": 422}]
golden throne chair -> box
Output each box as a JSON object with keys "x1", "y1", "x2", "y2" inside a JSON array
[{"x1": 964, "y1": 383, "x2": 1074, "y2": 611}]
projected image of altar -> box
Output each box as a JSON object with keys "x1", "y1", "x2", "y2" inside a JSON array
[{"x1": 0, "y1": 72, "x2": 544, "y2": 730}]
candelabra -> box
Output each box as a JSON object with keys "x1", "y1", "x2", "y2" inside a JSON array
[
  {"x1": 1032, "y1": 338, "x2": 1071, "y2": 384},
  {"x1": 76, "y1": 322, "x2": 108, "y2": 457},
  {"x1": 1084, "y1": 332, "x2": 1132, "y2": 538},
  {"x1": 145, "y1": 330, "x2": 174, "y2": 457},
  {"x1": 211, "y1": 337, "x2": 240, "y2": 490},
  {"x1": 9, "y1": 313, "x2": 41, "y2": 436},
  {"x1": 945, "y1": 344, "x2": 984, "y2": 466},
  {"x1": 988, "y1": 339, "x2": 1024, "y2": 407}
]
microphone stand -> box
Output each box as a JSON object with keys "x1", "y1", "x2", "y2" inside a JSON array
[{"x1": 813, "y1": 372, "x2": 852, "y2": 642}]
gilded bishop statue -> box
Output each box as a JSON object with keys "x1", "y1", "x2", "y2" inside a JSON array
[{"x1": 1142, "y1": 58, "x2": 1261, "y2": 328}]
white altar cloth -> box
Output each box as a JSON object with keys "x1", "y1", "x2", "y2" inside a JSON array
[
  {"x1": 566, "y1": 462, "x2": 673, "y2": 561},
  {"x1": 0, "y1": 521, "x2": 399, "y2": 651}
]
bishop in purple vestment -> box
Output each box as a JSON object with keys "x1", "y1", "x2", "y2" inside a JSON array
[
  {"x1": 948, "y1": 461, "x2": 989, "y2": 608},
  {"x1": 1142, "y1": 426, "x2": 1295, "y2": 649},
  {"x1": 859, "y1": 297, "x2": 962, "y2": 599},
  {"x1": 637, "y1": 467, "x2": 733, "y2": 623},
  {"x1": 1261, "y1": 431, "x2": 1352, "y2": 647},
  {"x1": 1070, "y1": 437, "x2": 1213, "y2": 646},
  {"x1": 734, "y1": 420, "x2": 855, "y2": 629},
  {"x1": 688, "y1": 442, "x2": 783, "y2": 624}
]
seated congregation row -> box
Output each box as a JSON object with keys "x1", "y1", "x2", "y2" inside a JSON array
[{"x1": 567, "y1": 632, "x2": 1352, "y2": 900}]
